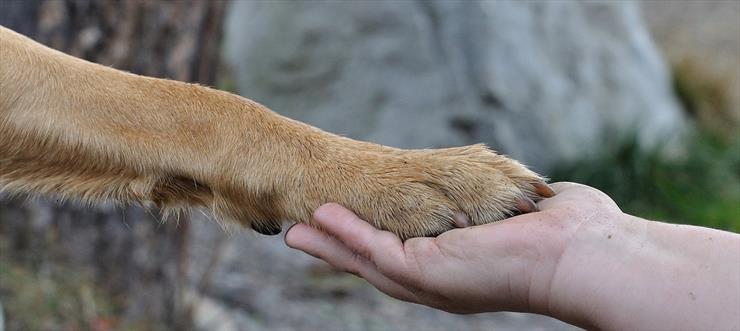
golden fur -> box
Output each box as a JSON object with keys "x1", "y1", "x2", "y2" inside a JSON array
[{"x1": 0, "y1": 25, "x2": 551, "y2": 239}]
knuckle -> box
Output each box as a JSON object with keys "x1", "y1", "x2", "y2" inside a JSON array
[{"x1": 343, "y1": 253, "x2": 365, "y2": 276}]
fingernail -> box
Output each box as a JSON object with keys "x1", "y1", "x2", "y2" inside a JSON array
[
  {"x1": 284, "y1": 223, "x2": 300, "y2": 248},
  {"x1": 285, "y1": 222, "x2": 299, "y2": 234}
]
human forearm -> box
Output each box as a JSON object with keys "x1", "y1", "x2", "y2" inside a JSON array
[{"x1": 551, "y1": 214, "x2": 740, "y2": 330}]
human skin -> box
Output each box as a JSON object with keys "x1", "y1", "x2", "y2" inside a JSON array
[{"x1": 285, "y1": 182, "x2": 740, "y2": 330}]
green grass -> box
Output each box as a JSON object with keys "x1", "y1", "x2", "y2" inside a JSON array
[
  {"x1": 550, "y1": 58, "x2": 739, "y2": 232},
  {"x1": 550, "y1": 131, "x2": 740, "y2": 232}
]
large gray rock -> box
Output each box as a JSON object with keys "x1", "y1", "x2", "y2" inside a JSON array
[{"x1": 224, "y1": 0, "x2": 685, "y2": 171}]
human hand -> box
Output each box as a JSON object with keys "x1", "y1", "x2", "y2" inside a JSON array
[
  {"x1": 286, "y1": 181, "x2": 740, "y2": 330},
  {"x1": 284, "y1": 182, "x2": 622, "y2": 322}
]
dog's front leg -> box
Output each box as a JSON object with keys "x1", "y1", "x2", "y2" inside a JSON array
[
  {"x1": 0, "y1": 26, "x2": 552, "y2": 239},
  {"x1": 0, "y1": 26, "x2": 310, "y2": 228}
]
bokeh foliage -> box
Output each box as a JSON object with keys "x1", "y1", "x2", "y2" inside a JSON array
[{"x1": 552, "y1": 62, "x2": 740, "y2": 232}]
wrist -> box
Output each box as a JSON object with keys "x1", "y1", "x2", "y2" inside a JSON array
[
  {"x1": 539, "y1": 211, "x2": 646, "y2": 329},
  {"x1": 543, "y1": 212, "x2": 737, "y2": 330}
]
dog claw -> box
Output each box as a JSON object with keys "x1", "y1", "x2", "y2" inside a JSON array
[
  {"x1": 533, "y1": 182, "x2": 556, "y2": 198},
  {"x1": 453, "y1": 211, "x2": 470, "y2": 228},
  {"x1": 251, "y1": 222, "x2": 282, "y2": 235},
  {"x1": 515, "y1": 197, "x2": 539, "y2": 214}
]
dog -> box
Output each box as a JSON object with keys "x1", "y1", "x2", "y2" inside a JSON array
[{"x1": 0, "y1": 25, "x2": 553, "y2": 239}]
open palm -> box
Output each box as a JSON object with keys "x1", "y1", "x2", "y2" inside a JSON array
[{"x1": 285, "y1": 182, "x2": 621, "y2": 315}]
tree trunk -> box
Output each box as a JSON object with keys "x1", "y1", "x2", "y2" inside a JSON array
[{"x1": 0, "y1": 0, "x2": 225, "y2": 329}]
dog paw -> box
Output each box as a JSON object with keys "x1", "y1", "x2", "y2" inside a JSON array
[
  {"x1": 306, "y1": 144, "x2": 554, "y2": 239},
  {"x1": 206, "y1": 140, "x2": 552, "y2": 240}
]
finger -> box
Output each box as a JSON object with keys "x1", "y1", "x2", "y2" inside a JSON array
[
  {"x1": 548, "y1": 181, "x2": 587, "y2": 193},
  {"x1": 539, "y1": 182, "x2": 618, "y2": 211},
  {"x1": 285, "y1": 223, "x2": 419, "y2": 302},
  {"x1": 312, "y1": 203, "x2": 409, "y2": 273},
  {"x1": 286, "y1": 223, "x2": 361, "y2": 270}
]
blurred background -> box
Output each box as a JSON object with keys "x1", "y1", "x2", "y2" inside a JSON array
[{"x1": 0, "y1": 0, "x2": 737, "y2": 330}]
